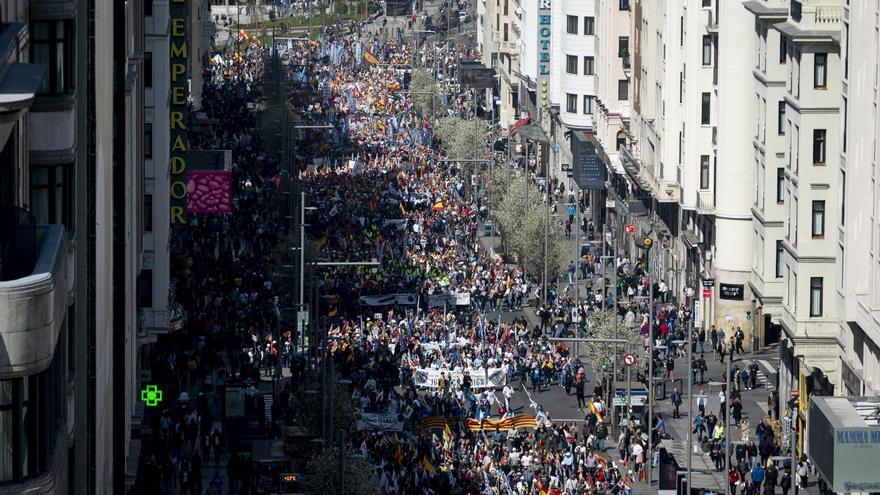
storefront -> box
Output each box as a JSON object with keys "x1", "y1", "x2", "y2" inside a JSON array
[{"x1": 808, "y1": 396, "x2": 880, "y2": 493}]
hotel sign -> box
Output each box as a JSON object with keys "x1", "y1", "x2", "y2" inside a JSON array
[
  {"x1": 537, "y1": 0, "x2": 551, "y2": 120},
  {"x1": 170, "y1": 0, "x2": 190, "y2": 225}
]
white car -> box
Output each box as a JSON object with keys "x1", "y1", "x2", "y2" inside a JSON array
[{"x1": 459, "y1": 11, "x2": 471, "y2": 23}]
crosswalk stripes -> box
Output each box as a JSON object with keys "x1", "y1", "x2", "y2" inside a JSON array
[{"x1": 263, "y1": 393, "x2": 274, "y2": 423}]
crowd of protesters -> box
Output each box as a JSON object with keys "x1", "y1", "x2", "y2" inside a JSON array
[{"x1": 127, "y1": 6, "x2": 802, "y2": 493}]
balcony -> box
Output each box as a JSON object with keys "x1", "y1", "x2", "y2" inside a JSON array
[
  {"x1": 491, "y1": 31, "x2": 516, "y2": 52},
  {"x1": 697, "y1": 190, "x2": 715, "y2": 214},
  {"x1": 0, "y1": 212, "x2": 74, "y2": 377}
]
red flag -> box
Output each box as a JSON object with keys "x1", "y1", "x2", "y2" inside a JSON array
[{"x1": 510, "y1": 116, "x2": 531, "y2": 136}]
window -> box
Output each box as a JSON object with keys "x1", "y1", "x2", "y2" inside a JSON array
[
  {"x1": 618, "y1": 37, "x2": 630, "y2": 58},
  {"x1": 583, "y1": 56, "x2": 594, "y2": 75},
  {"x1": 583, "y1": 95, "x2": 595, "y2": 115},
  {"x1": 503, "y1": 23, "x2": 509, "y2": 42},
  {"x1": 618, "y1": 80, "x2": 629, "y2": 101},
  {"x1": 145, "y1": 0, "x2": 153, "y2": 16},
  {"x1": 702, "y1": 35, "x2": 712, "y2": 65},
  {"x1": 700, "y1": 155, "x2": 710, "y2": 189},
  {"x1": 701, "y1": 92, "x2": 711, "y2": 124},
  {"x1": 30, "y1": 164, "x2": 72, "y2": 226},
  {"x1": 566, "y1": 93, "x2": 577, "y2": 113},
  {"x1": 791, "y1": 0, "x2": 802, "y2": 23},
  {"x1": 777, "y1": 168, "x2": 785, "y2": 203},
  {"x1": 584, "y1": 16, "x2": 595, "y2": 35},
  {"x1": 144, "y1": 122, "x2": 153, "y2": 159},
  {"x1": 775, "y1": 241, "x2": 784, "y2": 278},
  {"x1": 144, "y1": 194, "x2": 153, "y2": 232},
  {"x1": 840, "y1": 171, "x2": 846, "y2": 226},
  {"x1": 814, "y1": 53, "x2": 827, "y2": 88},
  {"x1": 812, "y1": 200, "x2": 825, "y2": 237},
  {"x1": 144, "y1": 51, "x2": 153, "y2": 88},
  {"x1": 779, "y1": 35, "x2": 787, "y2": 63},
  {"x1": 619, "y1": 0, "x2": 630, "y2": 11},
  {"x1": 702, "y1": 0, "x2": 711, "y2": 6},
  {"x1": 566, "y1": 55, "x2": 578, "y2": 74},
  {"x1": 30, "y1": 20, "x2": 74, "y2": 95},
  {"x1": 138, "y1": 270, "x2": 153, "y2": 308},
  {"x1": 567, "y1": 15, "x2": 578, "y2": 35},
  {"x1": 813, "y1": 129, "x2": 826, "y2": 164},
  {"x1": 810, "y1": 277, "x2": 823, "y2": 317},
  {"x1": 778, "y1": 101, "x2": 786, "y2": 135},
  {"x1": 503, "y1": 0, "x2": 508, "y2": 15}
]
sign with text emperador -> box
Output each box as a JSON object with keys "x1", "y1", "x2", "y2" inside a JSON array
[{"x1": 170, "y1": 0, "x2": 190, "y2": 225}]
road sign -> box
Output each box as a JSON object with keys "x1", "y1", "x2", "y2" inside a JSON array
[
  {"x1": 605, "y1": 199, "x2": 616, "y2": 208},
  {"x1": 694, "y1": 301, "x2": 701, "y2": 327},
  {"x1": 623, "y1": 353, "x2": 637, "y2": 366},
  {"x1": 702, "y1": 278, "x2": 715, "y2": 287},
  {"x1": 624, "y1": 224, "x2": 635, "y2": 234},
  {"x1": 667, "y1": 268, "x2": 676, "y2": 278},
  {"x1": 642, "y1": 237, "x2": 653, "y2": 248},
  {"x1": 703, "y1": 289, "x2": 712, "y2": 298}
]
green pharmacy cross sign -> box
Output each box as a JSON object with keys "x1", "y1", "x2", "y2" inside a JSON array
[{"x1": 141, "y1": 385, "x2": 164, "y2": 407}]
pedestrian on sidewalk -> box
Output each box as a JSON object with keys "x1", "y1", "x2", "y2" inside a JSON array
[
  {"x1": 694, "y1": 413, "x2": 706, "y2": 441},
  {"x1": 767, "y1": 391, "x2": 778, "y2": 420},
  {"x1": 735, "y1": 327, "x2": 746, "y2": 354},
  {"x1": 671, "y1": 388, "x2": 682, "y2": 418},
  {"x1": 698, "y1": 327, "x2": 706, "y2": 353},
  {"x1": 698, "y1": 392, "x2": 707, "y2": 415},
  {"x1": 780, "y1": 468, "x2": 792, "y2": 495}
]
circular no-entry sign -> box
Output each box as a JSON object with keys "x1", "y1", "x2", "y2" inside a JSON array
[{"x1": 623, "y1": 354, "x2": 637, "y2": 367}]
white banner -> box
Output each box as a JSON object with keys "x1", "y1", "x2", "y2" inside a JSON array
[
  {"x1": 356, "y1": 412, "x2": 405, "y2": 432},
  {"x1": 359, "y1": 293, "x2": 417, "y2": 306},
  {"x1": 413, "y1": 367, "x2": 505, "y2": 389},
  {"x1": 427, "y1": 292, "x2": 471, "y2": 307}
]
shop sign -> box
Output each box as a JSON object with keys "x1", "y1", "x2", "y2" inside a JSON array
[
  {"x1": 536, "y1": 0, "x2": 551, "y2": 118},
  {"x1": 170, "y1": 0, "x2": 191, "y2": 225},
  {"x1": 719, "y1": 283, "x2": 744, "y2": 300}
]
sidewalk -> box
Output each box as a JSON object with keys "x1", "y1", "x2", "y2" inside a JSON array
[{"x1": 641, "y1": 345, "x2": 822, "y2": 494}]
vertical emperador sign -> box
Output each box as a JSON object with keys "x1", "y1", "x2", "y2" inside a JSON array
[
  {"x1": 537, "y1": 0, "x2": 551, "y2": 121},
  {"x1": 170, "y1": 0, "x2": 190, "y2": 225}
]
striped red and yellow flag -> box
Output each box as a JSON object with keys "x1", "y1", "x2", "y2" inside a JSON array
[
  {"x1": 363, "y1": 50, "x2": 380, "y2": 65},
  {"x1": 465, "y1": 414, "x2": 537, "y2": 431}
]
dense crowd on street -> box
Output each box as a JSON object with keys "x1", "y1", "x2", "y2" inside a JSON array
[{"x1": 129, "y1": 9, "x2": 799, "y2": 495}]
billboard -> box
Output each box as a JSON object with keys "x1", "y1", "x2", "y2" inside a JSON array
[
  {"x1": 386, "y1": 0, "x2": 411, "y2": 16},
  {"x1": 459, "y1": 62, "x2": 496, "y2": 89},
  {"x1": 571, "y1": 131, "x2": 605, "y2": 190}
]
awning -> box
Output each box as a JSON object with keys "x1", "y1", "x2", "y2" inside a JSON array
[
  {"x1": 682, "y1": 230, "x2": 702, "y2": 249},
  {"x1": 0, "y1": 63, "x2": 47, "y2": 112},
  {"x1": 627, "y1": 200, "x2": 649, "y2": 217},
  {"x1": 609, "y1": 154, "x2": 625, "y2": 175}
]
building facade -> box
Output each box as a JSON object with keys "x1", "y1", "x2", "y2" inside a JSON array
[
  {"x1": 837, "y1": 0, "x2": 880, "y2": 397},
  {"x1": 0, "y1": 0, "x2": 143, "y2": 493}
]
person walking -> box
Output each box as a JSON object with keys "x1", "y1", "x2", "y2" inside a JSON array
[
  {"x1": 735, "y1": 327, "x2": 746, "y2": 354},
  {"x1": 780, "y1": 468, "x2": 792, "y2": 495},
  {"x1": 750, "y1": 461, "x2": 766, "y2": 495},
  {"x1": 671, "y1": 388, "x2": 683, "y2": 419},
  {"x1": 694, "y1": 413, "x2": 706, "y2": 442},
  {"x1": 574, "y1": 374, "x2": 586, "y2": 410}
]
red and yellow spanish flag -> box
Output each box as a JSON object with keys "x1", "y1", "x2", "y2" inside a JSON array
[
  {"x1": 421, "y1": 456, "x2": 437, "y2": 475},
  {"x1": 588, "y1": 401, "x2": 604, "y2": 422},
  {"x1": 363, "y1": 50, "x2": 380, "y2": 65},
  {"x1": 387, "y1": 81, "x2": 401, "y2": 91},
  {"x1": 431, "y1": 201, "x2": 444, "y2": 211}
]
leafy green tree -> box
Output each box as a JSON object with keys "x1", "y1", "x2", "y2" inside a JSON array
[
  {"x1": 580, "y1": 310, "x2": 642, "y2": 382},
  {"x1": 409, "y1": 69, "x2": 443, "y2": 117},
  {"x1": 489, "y1": 166, "x2": 565, "y2": 281},
  {"x1": 303, "y1": 446, "x2": 382, "y2": 495},
  {"x1": 435, "y1": 116, "x2": 492, "y2": 162}
]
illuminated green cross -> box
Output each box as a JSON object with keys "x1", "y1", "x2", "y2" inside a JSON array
[{"x1": 141, "y1": 385, "x2": 164, "y2": 407}]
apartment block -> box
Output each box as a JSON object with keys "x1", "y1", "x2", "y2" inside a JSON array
[{"x1": 838, "y1": 0, "x2": 880, "y2": 397}]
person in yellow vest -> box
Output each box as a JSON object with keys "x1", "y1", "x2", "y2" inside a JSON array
[{"x1": 713, "y1": 423, "x2": 725, "y2": 441}]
